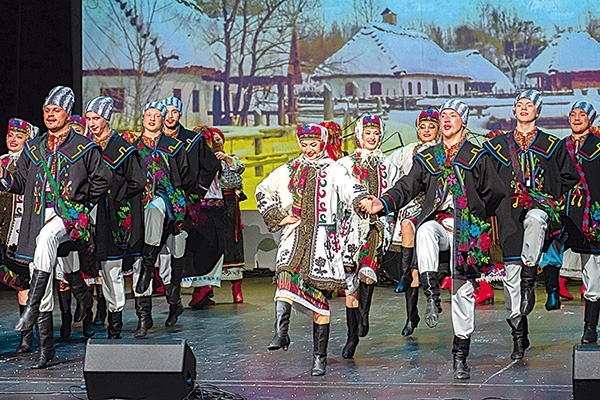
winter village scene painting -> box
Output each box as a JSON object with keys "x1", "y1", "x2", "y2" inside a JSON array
[{"x1": 83, "y1": 0, "x2": 600, "y2": 268}]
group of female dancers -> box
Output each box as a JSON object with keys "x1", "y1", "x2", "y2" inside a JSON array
[
  {"x1": 255, "y1": 107, "x2": 444, "y2": 376},
  {"x1": 255, "y1": 91, "x2": 600, "y2": 379}
]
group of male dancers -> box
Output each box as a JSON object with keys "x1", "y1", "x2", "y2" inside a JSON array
[{"x1": 1, "y1": 86, "x2": 219, "y2": 368}]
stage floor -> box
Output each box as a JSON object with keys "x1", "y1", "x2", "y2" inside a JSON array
[{"x1": 0, "y1": 277, "x2": 585, "y2": 399}]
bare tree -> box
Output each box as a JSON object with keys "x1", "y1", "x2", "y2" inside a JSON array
[
  {"x1": 473, "y1": 4, "x2": 545, "y2": 85},
  {"x1": 351, "y1": 0, "x2": 382, "y2": 26},
  {"x1": 84, "y1": 0, "x2": 178, "y2": 130},
  {"x1": 191, "y1": 0, "x2": 317, "y2": 125}
]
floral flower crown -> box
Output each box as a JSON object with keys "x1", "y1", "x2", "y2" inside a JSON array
[
  {"x1": 416, "y1": 109, "x2": 439, "y2": 126},
  {"x1": 297, "y1": 124, "x2": 323, "y2": 140},
  {"x1": 362, "y1": 115, "x2": 382, "y2": 130},
  {"x1": 7, "y1": 118, "x2": 36, "y2": 137}
]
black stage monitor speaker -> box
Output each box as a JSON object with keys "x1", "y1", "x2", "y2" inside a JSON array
[
  {"x1": 84, "y1": 339, "x2": 196, "y2": 400},
  {"x1": 573, "y1": 344, "x2": 600, "y2": 399}
]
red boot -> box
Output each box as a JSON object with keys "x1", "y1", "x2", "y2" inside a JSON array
[
  {"x1": 474, "y1": 280, "x2": 494, "y2": 305},
  {"x1": 232, "y1": 280, "x2": 243, "y2": 303},
  {"x1": 440, "y1": 276, "x2": 452, "y2": 292},
  {"x1": 558, "y1": 277, "x2": 574, "y2": 300},
  {"x1": 189, "y1": 286, "x2": 215, "y2": 309}
]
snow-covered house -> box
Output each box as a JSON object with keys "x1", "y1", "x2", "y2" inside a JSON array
[
  {"x1": 526, "y1": 31, "x2": 600, "y2": 91},
  {"x1": 449, "y1": 50, "x2": 515, "y2": 94},
  {"x1": 312, "y1": 22, "x2": 471, "y2": 100}
]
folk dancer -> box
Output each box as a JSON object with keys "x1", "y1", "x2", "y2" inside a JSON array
[
  {"x1": 387, "y1": 109, "x2": 440, "y2": 336},
  {"x1": 85, "y1": 96, "x2": 146, "y2": 338},
  {"x1": 256, "y1": 123, "x2": 368, "y2": 375},
  {"x1": 160, "y1": 96, "x2": 219, "y2": 323},
  {"x1": 0, "y1": 118, "x2": 39, "y2": 352},
  {"x1": 363, "y1": 100, "x2": 506, "y2": 379},
  {"x1": 127, "y1": 101, "x2": 193, "y2": 338},
  {"x1": 559, "y1": 102, "x2": 600, "y2": 343},
  {"x1": 483, "y1": 90, "x2": 578, "y2": 359},
  {"x1": 337, "y1": 114, "x2": 400, "y2": 358},
  {"x1": 4, "y1": 86, "x2": 110, "y2": 368}
]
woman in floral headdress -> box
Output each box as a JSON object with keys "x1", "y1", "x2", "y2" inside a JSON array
[
  {"x1": 0, "y1": 118, "x2": 38, "y2": 353},
  {"x1": 387, "y1": 109, "x2": 440, "y2": 336},
  {"x1": 255, "y1": 123, "x2": 368, "y2": 376},
  {"x1": 337, "y1": 114, "x2": 401, "y2": 358}
]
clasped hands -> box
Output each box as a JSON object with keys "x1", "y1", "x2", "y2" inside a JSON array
[{"x1": 360, "y1": 195, "x2": 384, "y2": 214}]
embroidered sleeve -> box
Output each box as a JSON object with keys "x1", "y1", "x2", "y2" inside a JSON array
[
  {"x1": 262, "y1": 206, "x2": 287, "y2": 232},
  {"x1": 255, "y1": 165, "x2": 290, "y2": 233}
]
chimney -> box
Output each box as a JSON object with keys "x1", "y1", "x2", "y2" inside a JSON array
[{"x1": 381, "y1": 8, "x2": 397, "y2": 26}]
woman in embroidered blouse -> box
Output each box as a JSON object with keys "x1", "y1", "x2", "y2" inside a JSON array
[
  {"x1": 387, "y1": 109, "x2": 440, "y2": 337},
  {"x1": 255, "y1": 123, "x2": 367, "y2": 376},
  {"x1": 336, "y1": 114, "x2": 401, "y2": 358},
  {"x1": 0, "y1": 118, "x2": 38, "y2": 353}
]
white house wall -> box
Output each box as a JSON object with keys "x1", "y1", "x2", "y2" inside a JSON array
[
  {"x1": 83, "y1": 73, "x2": 213, "y2": 130},
  {"x1": 321, "y1": 75, "x2": 467, "y2": 99}
]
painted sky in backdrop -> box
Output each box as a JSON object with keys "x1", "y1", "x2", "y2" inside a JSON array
[{"x1": 321, "y1": 0, "x2": 598, "y2": 30}]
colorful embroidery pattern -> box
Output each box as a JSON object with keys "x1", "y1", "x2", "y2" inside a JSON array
[
  {"x1": 434, "y1": 144, "x2": 492, "y2": 271},
  {"x1": 136, "y1": 139, "x2": 186, "y2": 231},
  {"x1": 507, "y1": 136, "x2": 564, "y2": 223},
  {"x1": 287, "y1": 158, "x2": 309, "y2": 217},
  {"x1": 37, "y1": 151, "x2": 92, "y2": 252},
  {"x1": 108, "y1": 194, "x2": 132, "y2": 249}
]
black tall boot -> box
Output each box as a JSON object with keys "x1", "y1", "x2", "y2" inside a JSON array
[
  {"x1": 582, "y1": 299, "x2": 600, "y2": 344},
  {"x1": 165, "y1": 257, "x2": 185, "y2": 327},
  {"x1": 522, "y1": 315, "x2": 530, "y2": 351},
  {"x1": 543, "y1": 266, "x2": 561, "y2": 311},
  {"x1": 65, "y1": 272, "x2": 94, "y2": 338},
  {"x1": 16, "y1": 305, "x2": 34, "y2": 353},
  {"x1": 268, "y1": 300, "x2": 292, "y2": 350},
  {"x1": 311, "y1": 322, "x2": 329, "y2": 376},
  {"x1": 452, "y1": 336, "x2": 471, "y2": 380},
  {"x1": 507, "y1": 316, "x2": 527, "y2": 359},
  {"x1": 31, "y1": 312, "x2": 55, "y2": 369},
  {"x1": 94, "y1": 287, "x2": 107, "y2": 326},
  {"x1": 402, "y1": 286, "x2": 420, "y2": 336},
  {"x1": 381, "y1": 250, "x2": 402, "y2": 285},
  {"x1": 107, "y1": 311, "x2": 123, "y2": 339},
  {"x1": 420, "y1": 271, "x2": 442, "y2": 328},
  {"x1": 57, "y1": 288, "x2": 73, "y2": 339},
  {"x1": 520, "y1": 265, "x2": 537, "y2": 316},
  {"x1": 136, "y1": 244, "x2": 161, "y2": 294},
  {"x1": 342, "y1": 307, "x2": 360, "y2": 359},
  {"x1": 16, "y1": 269, "x2": 51, "y2": 332},
  {"x1": 395, "y1": 247, "x2": 415, "y2": 293},
  {"x1": 133, "y1": 296, "x2": 153, "y2": 339},
  {"x1": 358, "y1": 281, "x2": 375, "y2": 337}
]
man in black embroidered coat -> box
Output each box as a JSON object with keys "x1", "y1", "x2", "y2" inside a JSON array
[
  {"x1": 159, "y1": 96, "x2": 219, "y2": 327},
  {"x1": 85, "y1": 96, "x2": 146, "y2": 339},
  {"x1": 363, "y1": 100, "x2": 506, "y2": 380},
  {"x1": 559, "y1": 101, "x2": 600, "y2": 344},
  {"x1": 126, "y1": 101, "x2": 194, "y2": 338},
  {"x1": 483, "y1": 90, "x2": 578, "y2": 360},
  {"x1": 0, "y1": 86, "x2": 111, "y2": 368}
]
